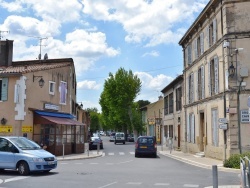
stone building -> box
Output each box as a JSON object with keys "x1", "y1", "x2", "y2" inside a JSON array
[{"x1": 179, "y1": 0, "x2": 250, "y2": 160}]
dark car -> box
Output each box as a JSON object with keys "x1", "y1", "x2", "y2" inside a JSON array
[
  {"x1": 89, "y1": 137, "x2": 103, "y2": 150},
  {"x1": 127, "y1": 134, "x2": 134, "y2": 142},
  {"x1": 135, "y1": 136, "x2": 157, "y2": 158}
]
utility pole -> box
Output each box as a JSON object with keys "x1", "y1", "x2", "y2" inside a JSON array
[{"x1": 0, "y1": 30, "x2": 9, "y2": 53}]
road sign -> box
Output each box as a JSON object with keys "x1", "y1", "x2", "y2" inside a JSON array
[
  {"x1": 219, "y1": 124, "x2": 228, "y2": 130},
  {"x1": 218, "y1": 118, "x2": 228, "y2": 123}
]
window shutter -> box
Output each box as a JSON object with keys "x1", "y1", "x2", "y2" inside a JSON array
[
  {"x1": 200, "y1": 32, "x2": 204, "y2": 54},
  {"x1": 196, "y1": 71, "x2": 198, "y2": 101},
  {"x1": 187, "y1": 114, "x2": 190, "y2": 142},
  {"x1": 208, "y1": 62, "x2": 211, "y2": 96},
  {"x1": 188, "y1": 45, "x2": 192, "y2": 65},
  {"x1": 212, "y1": 109, "x2": 218, "y2": 146},
  {"x1": 191, "y1": 113, "x2": 195, "y2": 143},
  {"x1": 206, "y1": 26, "x2": 209, "y2": 49},
  {"x1": 185, "y1": 47, "x2": 188, "y2": 67},
  {"x1": 14, "y1": 84, "x2": 20, "y2": 103},
  {"x1": 187, "y1": 76, "x2": 189, "y2": 104},
  {"x1": 194, "y1": 38, "x2": 197, "y2": 60},
  {"x1": 201, "y1": 66, "x2": 205, "y2": 99},
  {"x1": 214, "y1": 56, "x2": 219, "y2": 94},
  {"x1": 213, "y1": 19, "x2": 217, "y2": 44},
  {"x1": 191, "y1": 73, "x2": 194, "y2": 103},
  {"x1": 1, "y1": 78, "x2": 8, "y2": 101}
]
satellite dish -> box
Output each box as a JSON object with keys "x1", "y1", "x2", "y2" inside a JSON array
[
  {"x1": 38, "y1": 54, "x2": 41, "y2": 60},
  {"x1": 44, "y1": 53, "x2": 48, "y2": 60}
]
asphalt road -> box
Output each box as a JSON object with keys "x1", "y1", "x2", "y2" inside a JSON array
[{"x1": 0, "y1": 136, "x2": 240, "y2": 188}]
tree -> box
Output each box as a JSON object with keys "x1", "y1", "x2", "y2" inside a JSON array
[
  {"x1": 137, "y1": 100, "x2": 151, "y2": 108},
  {"x1": 99, "y1": 68, "x2": 142, "y2": 133}
]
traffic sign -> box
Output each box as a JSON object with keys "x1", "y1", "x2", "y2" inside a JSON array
[
  {"x1": 218, "y1": 118, "x2": 228, "y2": 123},
  {"x1": 219, "y1": 124, "x2": 228, "y2": 130}
]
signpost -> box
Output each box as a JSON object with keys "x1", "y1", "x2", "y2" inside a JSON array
[
  {"x1": 218, "y1": 118, "x2": 228, "y2": 124},
  {"x1": 219, "y1": 124, "x2": 228, "y2": 130}
]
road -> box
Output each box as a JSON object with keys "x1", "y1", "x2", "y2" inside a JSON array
[{"x1": 0, "y1": 136, "x2": 240, "y2": 188}]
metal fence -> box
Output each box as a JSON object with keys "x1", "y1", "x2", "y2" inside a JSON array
[{"x1": 240, "y1": 156, "x2": 250, "y2": 188}]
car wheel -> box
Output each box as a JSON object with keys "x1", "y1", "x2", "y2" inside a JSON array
[
  {"x1": 114, "y1": 141, "x2": 116, "y2": 145},
  {"x1": 135, "y1": 152, "x2": 139, "y2": 158},
  {"x1": 123, "y1": 142, "x2": 125, "y2": 144},
  {"x1": 18, "y1": 161, "x2": 30, "y2": 175},
  {"x1": 153, "y1": 153, "x2": 157, "y2": 158},
  {"x1": 43, "y1": 170, "x2": 51, "y2": 173}
]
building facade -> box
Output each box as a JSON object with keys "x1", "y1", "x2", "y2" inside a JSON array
[
  {"x1": 179, "y1": 0, "x2": 250, "y2": 160},
  {"x1": 0, "y1": 40, "x2": 86, "y2": 156},
  {"x1": 161, "y1": 75, "x2": 183, "y2": 150}
]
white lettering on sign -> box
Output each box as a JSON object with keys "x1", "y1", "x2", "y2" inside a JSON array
[{"x1": 241, "y1": 110, "x2": 250, "y2": 123}]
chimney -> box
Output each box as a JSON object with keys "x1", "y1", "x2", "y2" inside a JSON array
[{"x1": 0, "y1": 39, "x2": 13, "y2": 66}]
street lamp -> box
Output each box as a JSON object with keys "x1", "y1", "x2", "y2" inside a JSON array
[{"x1": 33, "y1": 75, "x2": 45, "y2": 88}]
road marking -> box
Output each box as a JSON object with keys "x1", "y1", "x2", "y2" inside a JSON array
[
  {"x1": 108, "y1": 153, "x2": 114, "y2": 155},
  {"x1": 4, "y1": 176, "x2": 29, "y2": 183},
  {"x1": 154, "y1": 183, "x2": 170, "y2": 186},
  {"x1": 126, "y1": 182, "x2": 142, "y2": 185},
  {"x1": 90, "y1": 163, "x2": 98, "y2": 165},
  {"x1": 75, "y1": 163, "x2": 83, "y2": 164},
  {"x1": 130, "y1": 152, "x2": 135, "y2": 154},
  {"x1": 106, "y1": 163, "x2": 114, "y2": 165},
  {"x1": 0, "y1": 179, "x2": 3, "y2": 184},
  {"x1": 183, "y1": 184, "x2": 199, "y2": 187},
  {"x1": 119, "y1": 152, "x2": 125, "y2": 155},
  {"x1": 117, "y1": 160, "x2": 133, "y2": 165},
  {"x1": 98, "y1": 181, "x2": 117, "y2": 188}
]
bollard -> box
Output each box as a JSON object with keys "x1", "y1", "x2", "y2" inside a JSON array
[
  {"x1": 240, "y1": 157, "x2": 246, "y2": 188},
  {"x1": 212, "y1": 165, "x2": 218, "y2": 188}
]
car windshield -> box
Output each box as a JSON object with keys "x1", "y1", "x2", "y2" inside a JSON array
[
  {"x1": 138, "y1": 138, "x2": 154, "y2": 144},
  {"x1": 116, "y1": 133, "x2": 123, "y2": 137},
  {"x1": 9, "y1": 137, "x2": 41, "y2": 150}
]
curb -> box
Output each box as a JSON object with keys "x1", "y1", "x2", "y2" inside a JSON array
[
  {"x1": 57, "y1": 153, "x2": 103, "y2": 161},
  {"x1": 158, "y1": 151, "x2": 240, "y2": 173}
]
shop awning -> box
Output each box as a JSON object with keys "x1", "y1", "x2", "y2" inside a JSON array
[
  {"x1": 40, "y1": 115, "x2": 84, "y2": 126},
  {"x1": 34, "y1": 110, "x2": 85, "y2": 126}
]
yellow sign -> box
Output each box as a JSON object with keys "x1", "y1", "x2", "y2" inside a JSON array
[
  {"x1": 22, "y1": 126, "x2": 33, "y2": 133},
  {"x1": 0, "y1": 125, "x2": 13, "y2": 133},
  {"x1": 156, "y1": 125, "x2": 161, "y2": 142}
]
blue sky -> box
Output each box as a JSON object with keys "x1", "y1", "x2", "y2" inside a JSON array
[{"x1": 0, "y1": 0, "x2": 209, "y2": 112}]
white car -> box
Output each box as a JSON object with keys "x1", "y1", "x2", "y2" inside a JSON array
[
  {"x1": 99, "y1": 131, "x2": 105, "y2": 136},
  {"x1": 109, "y1": 132, "x2": 116, "y2": 142}
]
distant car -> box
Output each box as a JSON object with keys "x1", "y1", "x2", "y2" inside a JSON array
[
  {"x1": 99, "y1": 131, "x2": 105, "y2": 136},
  {"x1": 89, "y1": 137, "x2": 103, "y2": 150},
  {"x1": 109, "y1": 132, "x2": 116, "y2": 142},
  {"x1": 135, "y1": 136, "x2": 157, "y2": 158},
  {"x1": 127, "y1": 134, "x2": 134, "y2": 142},
  {"x1": 114, "y1": 132, "x2": 125, "y2": 145},
  {"x1": 0, "y1": 136, "x2": 57, "y2": 175}
]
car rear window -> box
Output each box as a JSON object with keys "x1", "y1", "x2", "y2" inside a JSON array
[
  {"x1": 116, "y1": 133, "x2": 124, "y2": 137},
  {"x1": 138, "y1": 138, "x2": 154, "y2": 144}
]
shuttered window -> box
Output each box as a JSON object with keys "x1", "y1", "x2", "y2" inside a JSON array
[
  {"x1": 187, "y1": 113, "x2": 195, "y2": 143},
  {"x1": 209, "y1": 56, "x2": 219, "y2": 96},
  {"x1": 188, "y1": 73, "x2": 194, "y2": 103},
  {"x1": 198, "y1": 65, "x2": 205, "y2": 100},
  {"x1": 212, "y1": 109, "x2": 218, "y2": 146},
  {"x1": 0, "y1": 78, "x2": 8, "y2": 101}
]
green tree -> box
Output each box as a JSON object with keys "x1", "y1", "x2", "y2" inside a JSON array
[{"x1": 99, "y1": 68, "x2": 142, "y2": 133}]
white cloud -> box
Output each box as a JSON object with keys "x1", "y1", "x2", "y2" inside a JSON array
[
  {"x1": 77, "y1": 80, "x2": 101, "y2": 90},
  {"x1": 135, "y1": 72, "x2": 173, "y2": 91},
  {"x1": 82, "y1": 0, "x2": 209, "y2": 46},
  {"x1": 142, "y1": 50, "x2": 159, "y2": 57}
]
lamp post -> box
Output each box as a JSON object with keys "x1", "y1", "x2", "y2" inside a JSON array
[{"x1": 229, "y1": 48, "x2": 244, "y2": 154}]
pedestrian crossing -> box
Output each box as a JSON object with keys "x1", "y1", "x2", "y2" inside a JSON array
[{"x1": 91, "y1": 151, "x2": 135, "y2": 156}]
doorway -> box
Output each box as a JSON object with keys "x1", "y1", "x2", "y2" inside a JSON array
[{"x1": 199, "y1": 112, "x2": 205, "y2": 151}]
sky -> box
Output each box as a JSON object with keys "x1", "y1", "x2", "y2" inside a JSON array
[{"x1": 0, "y1": 0, "x2": 209, "y2": 112}]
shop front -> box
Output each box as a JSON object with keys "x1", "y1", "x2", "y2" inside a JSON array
[{"x1": 33, "y1": 110, "x2": 85, "y2": 156}]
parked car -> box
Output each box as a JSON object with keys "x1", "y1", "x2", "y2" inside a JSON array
[
  {"x1": 109, "y1": 132, "x2": 116, "y2": 142},
  {"x1": 135, "y1": 136, "x2": 157, "y2": 158},
  {"x1": 127, "y1": 134, "x2": 134, "y2": 142},
  {"x1": 0, "y1": 136, "x2": 57, "y2": 175},
  {"x1": 89, "y1": 137, "x2": 103, "y2": 150},
  {"x1": 99, "y1": 131, "x2": 105, "y2": 136},
  {"x1": 114, "y1": 132, "x2": 125, "y2": 145}
]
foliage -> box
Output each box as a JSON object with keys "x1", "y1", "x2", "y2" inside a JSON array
[
  {"x1": 99, "y1": 67, "x2": 142, "y2": 132},
  {"x1": 137, "y1": 100, "x2": 150, "y2": 108},
  {"x1": 224, "y1": 152, "x2": 250, "y2": 169},
  {"x1": 86, "y1": 108, "x2": 101, "y2": 133}
]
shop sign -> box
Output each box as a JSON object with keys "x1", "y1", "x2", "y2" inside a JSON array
[
  {"x1": 44, "y1": 103, "x2": 59, "y2": 111},
  {"x1": 156, "y1": 125, "x2": 161, "y2": 142},
  {"x1": 0, "y1": 125, "x2": 13, "y2": 133},
  {"x1": 22, "y1": 126, "x2": 33, "y2": 133}
]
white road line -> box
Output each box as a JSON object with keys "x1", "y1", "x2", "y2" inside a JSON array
[
  {"x1": 60, "y1": 163, "x2": 68, "y2": 165},
  {"x1": 90, "y1": 163, "x2": 98, "y2": 165},
  {"x1": 108, "y1": 153, "x2": 114, "y2": 155},
  {"x1": 98, "y1": 181, "x2": 117, "y2": 188},
  {"x1": 130, "y1": 152, "x2": 135, "y2": 154},
  {"x1": 117, "y1": 160, "x2": 133, "y2": 165},
  {"x1": 4, "y1": 176, "x2": 30, "y2": 183},
  {"x1": 154, "y1": 183, "x2": 170, "y2": 186},
  {"x1": 183, "y1": 184, "x2": 199, "y2": 187},
  {"x1": 119, "y1": 152, "x2": 125, "y2": 155},
  {"x1": 75, "y1": 163, "x2": 83, "y2": 164},
  {"x1": 0, "y1": 179, "x2": 3, "y2": 184},
  {"x1": 106, "y1": 163, "x2": 114, "y2": 165},
  {"x1": 126, "y1": 182, "x2": 142, "y2": 185}
]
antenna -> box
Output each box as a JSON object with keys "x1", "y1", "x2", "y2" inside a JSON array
[
  {"x1": 0, "y1": 30, "x2": 10, "y2": 53},
  {"x1": 28, "y1": 36, "x2": 48, "y2": 60}
]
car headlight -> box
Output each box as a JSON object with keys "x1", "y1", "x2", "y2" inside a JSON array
[{"x1": 32, "y1": 158, "x2": 44, "y2": 162}]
